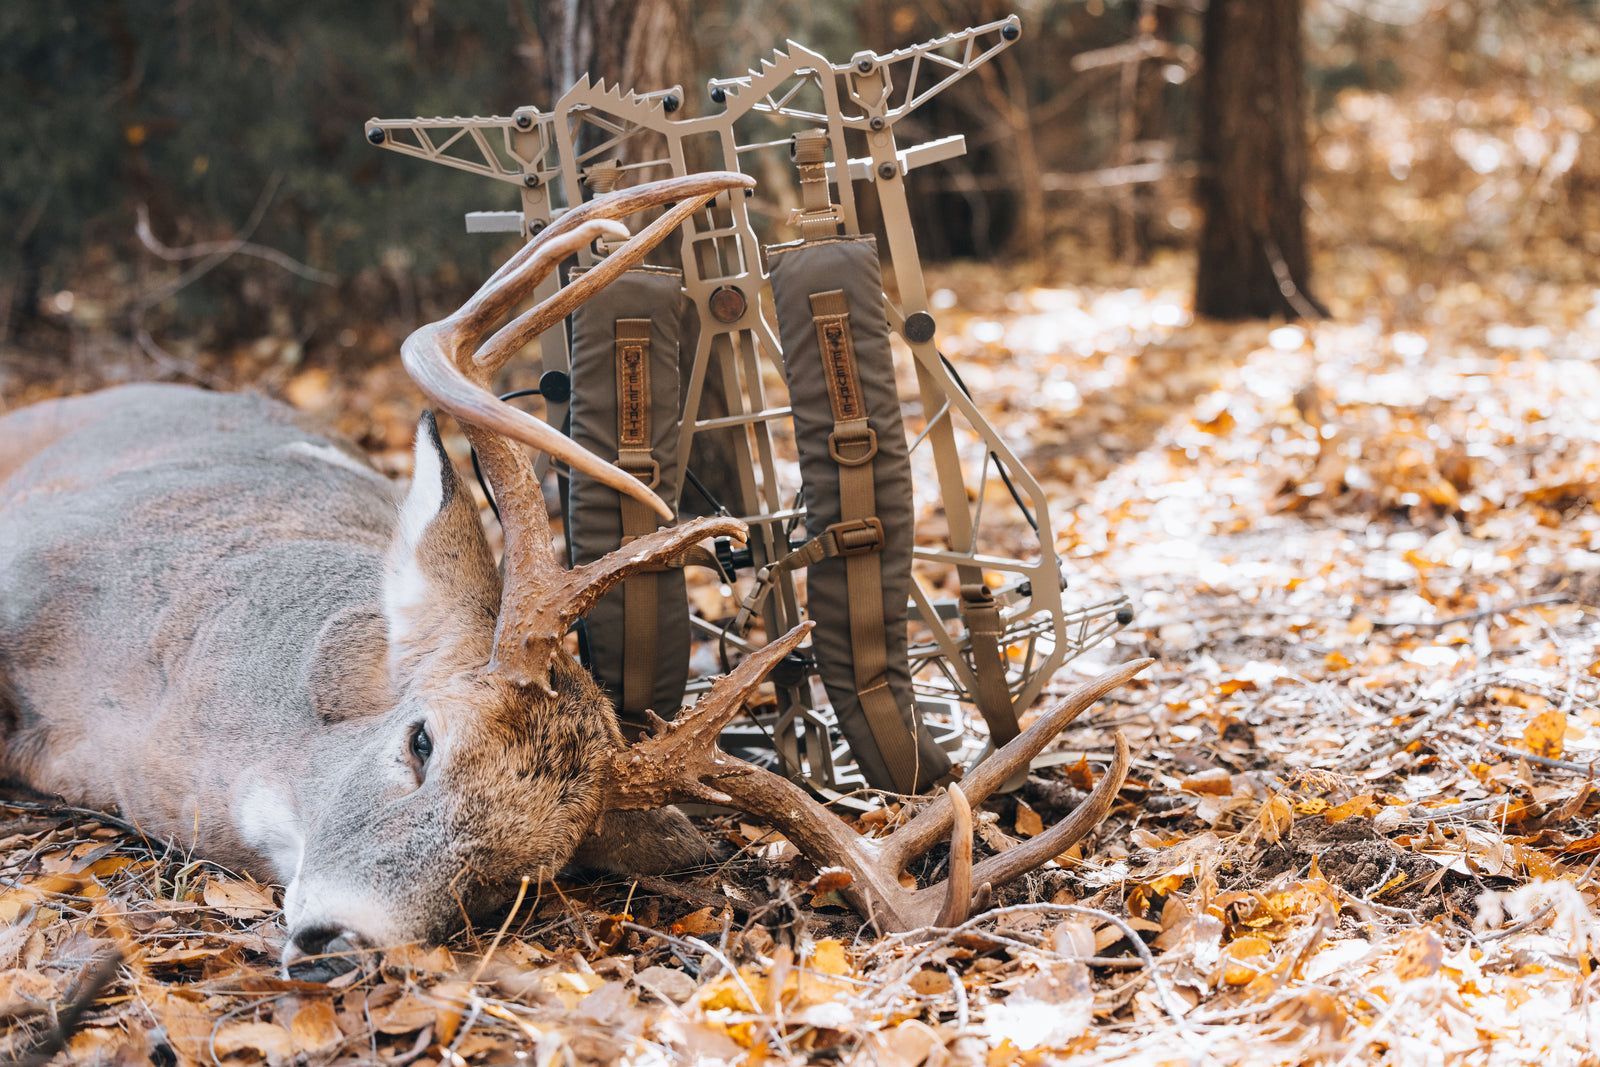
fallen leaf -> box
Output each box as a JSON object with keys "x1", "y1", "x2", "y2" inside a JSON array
[
  {"x1": 1523, "y1": 709, "x2": 1566, "y2": 759},
  {"x1": 213, "y1": 1021, "x2": 295, "y2": 1060},
  {"x1": 203, "y1": 876, "x2": 276, "y2": 918},
  {"x1": 1014, "y1": 800, "x2": 1044, "y2": 837},
  {"x1": 1392, "y1": 927, "x2": 1443, "y2": 981}
]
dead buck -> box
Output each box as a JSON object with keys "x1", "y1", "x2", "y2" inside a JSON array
[{"x1": 0, "y1": 171, "x2": 1143, "y2": 976}]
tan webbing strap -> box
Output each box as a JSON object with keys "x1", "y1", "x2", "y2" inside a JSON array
[
  {"x1": 961, "y1": 583, "x2": 1020, "y2": 745},
  {"x1": 792, "y1": 131, "x2": 842, "y2": 241},
  {"x1": 615, "y1": 318, "x2": 659, "y2": 717},
  {"x1": 810, "y1": 289, "x2": 919, "y2": 793}
]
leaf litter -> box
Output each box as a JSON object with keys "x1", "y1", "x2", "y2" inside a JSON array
[{"x1": 10, "y1": 46, "x2": 1600, "y2": 1067}]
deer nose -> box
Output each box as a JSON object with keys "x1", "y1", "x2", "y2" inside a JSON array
[{"x1": 284, "y1": 925, "x2": 369, "y2": 982}]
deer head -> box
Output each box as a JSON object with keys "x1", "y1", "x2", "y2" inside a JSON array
[{"x1": 280, "y1": 173, "x2": 756, "y2": 975}]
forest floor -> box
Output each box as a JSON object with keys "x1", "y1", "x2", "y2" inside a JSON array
[{"x1": 5, "y1": 232, "x2": 1600, "y2": 1066}]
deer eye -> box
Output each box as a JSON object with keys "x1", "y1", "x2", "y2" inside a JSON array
[{"x1": 409, "y1": 723, "x2": 433, "y2": 767}]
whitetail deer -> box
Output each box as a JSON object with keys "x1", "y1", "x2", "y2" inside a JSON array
[{"x1": 0, "y1": 172, "x2": 1143, "y2": 978}]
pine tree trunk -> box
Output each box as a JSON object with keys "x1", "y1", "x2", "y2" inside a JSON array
[{"x1": 1194, "y1": 0, "x2": 1322, "y2": 320}]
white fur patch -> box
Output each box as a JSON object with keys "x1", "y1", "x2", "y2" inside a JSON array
[
  {"x1": 384, "y1": 427, "x2": 446, "y2": 641},
  {"x1": 234, "y1": 782, "x2": 305, "y2": 881},
  {"x1": 280, "y1": 441, "x2": 385, "y2": 480},
  {"x1": 397, "y1": 430, "x2": 445, "y2": 548}
]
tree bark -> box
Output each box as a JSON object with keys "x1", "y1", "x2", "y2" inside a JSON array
[{"x1": 1194, "y1": 0, "x2": 1322, "y2": 320}]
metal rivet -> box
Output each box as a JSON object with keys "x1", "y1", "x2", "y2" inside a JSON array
[
  {"x1": 663, "y1": 93, "x2": 680, "y2": 113},
  {"x1": 523, "y1": 173, "x2": 540, "y2": 188},
  {"x1": 709, "y1": 286, "x2": 748, "y2": 324},
  {"x1": 710, "y1": 85, "x2": 726, "y2": 104},
  {"x1": 856, "y1": 57, "x2": 873, "y2": 73},
  {"x1": 904, "y1": 311, "x2": 936, "y2": 344},
  {"x1": 529, "y1": 220, "x2": 546, "y2": 234},
  {"x1": 514, "y1": 113, "x2": 533, "y2": 129},
  {"x1": 877, "y1": 161, "x2": 897, "y2": 180},
  {"x1": 1002, "y1": 23, "x2": 1020, "y2": 41},
  {"x1": 869, "y1": 116, "x2": 885, "y2": 131},
  {"x1": 366, "y1": 127, "x2": 386, "y2": 145},
  {"x1": 1116, "y1": 606, "x2": 1134, "y2": 626}
]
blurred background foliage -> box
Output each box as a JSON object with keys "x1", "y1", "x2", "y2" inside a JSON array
[{"x1": 3, "y1": 0, "x2": 1600, "y2": 392}]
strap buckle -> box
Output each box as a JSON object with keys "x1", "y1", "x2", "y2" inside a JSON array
[
  {"x1": 827, "y1": 517, "x2": 884, "y2": 557},
  {"x1": 828, "y1": 425, "x2": 878, "y2": 466},
  {"x1": 616, "y1": 454, "x2": 661, "y2": 489}
]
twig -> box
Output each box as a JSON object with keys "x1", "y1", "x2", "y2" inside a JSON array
[
  {"x1": 622, "y1": 873, "x2": 755, "y2": 916},
  {"x1": 1128, "y1": 593, "x2": 1571, "y2": 633},
  {"x1": 1442, "y1": 730, "x2": 1600, "y2": 774},
  {"x1": 12, "y1": 949, "x2": 123, "y2": 1067},
  {"x1": 470, "y1": 875, "x2": 530, "y2": 983},
  {"x1": 135, "y1": 205, "x2": 337, "y2": 285},
  {"x1": 1479, "y1": 901, "x2": 1557, "y2": 942}
]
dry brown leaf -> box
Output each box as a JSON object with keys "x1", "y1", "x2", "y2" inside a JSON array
[
  {"x1": 672, "y1": 906, "x2": 726, "y2": 937},
  {"x1": 287, "y1": 998, "x2": 342, "y2": 1053},
  {"x1": 214, "y1": 1020, "x2": 295, "y2": 1061},
  {"x1": 159, "y1": 990, "x2": 214, "y2": 1067},
  {"x1": 1180, "y1": 768, "x2": 1234, "y2": 795},
  {"x1": 202, "y1": 876, "x2": 276, "y2": 918},
  {"x1": 372, "y1": 991, "x2": 438, "y2": 1034},
  {"x1": 0, "y1": 969, "x2": 58, "y2": 1014},
  {"x1": 1014, "y1": 800, "x2": 1044, "y2": 837}
]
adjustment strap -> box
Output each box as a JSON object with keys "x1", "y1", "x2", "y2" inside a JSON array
[
  {"x1": 961, "y1": 583, "x2": 1020, "y2": 744},
  {"x1": 809, "y1": 289, "x2": 918, "y2": 794},
  {"x1": 615, "y1": 318, "x2": 659, "y2": 717},
  {"x1": 792, "y1": 130, "x2": 842, "y2": 241}
]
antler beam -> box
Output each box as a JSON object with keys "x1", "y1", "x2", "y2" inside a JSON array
[
  {"x1": 401, "y1": 171, "x2": 758, "y2": 689},
  {"x1": 610, "y1": 629, "x2": 1149, "y2": 932}
]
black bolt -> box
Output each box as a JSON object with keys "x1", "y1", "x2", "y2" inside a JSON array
[
  {"x1": 1116, "y1": 606, "x2": 1135, "y2": 626},
  {"x1": 745, "y1": 188, "x2": 753, "y2": 197},
  {"x1": 366, "y1": 127, "x2": 386, "y2": 145},
  {"x1": 1002, "y1": 22, "x2": 1020, "y2": 41},
  {"x1": 538, "y1": 369, "x2": 572, "y2": 404},
  {"x1": 710, "y1": 85, "x2": 726, "y2": 104},
  {"x1": 663, "y1": 93, "x2": 680, "y2": 113},
  {"x1": 523, "y1": 173, "x2": 540, "y2": 188},
  {"x1": 529, "y1": 220, "x2": 546, "y2": 234},
  {"x1": 856, "y1": 57, "x2": 873, "y2": 73},
  {"x1": 877, "y1": 161, "x2": 896, "y2": 180},
  {"x1": 514, "y1": 113, "x2": 533, "y2": 129},
  {"x1": 869, "y1": 116, "x2": 885, "y2": 131},
  {"x1": 904, "y1": 311, "x2": 936, "y2": 344}
]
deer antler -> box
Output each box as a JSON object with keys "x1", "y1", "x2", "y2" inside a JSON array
[
  {"x1": 610, "y1": 623, "x2": 1150, "y2": 932},
  {"x1": 401, "y1": 172, "x2": 758, "y2": 690}
]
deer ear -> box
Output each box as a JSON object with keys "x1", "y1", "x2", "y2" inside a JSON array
[{"x1": 382, "y1": 413, "x2": 502, "y2": 665}]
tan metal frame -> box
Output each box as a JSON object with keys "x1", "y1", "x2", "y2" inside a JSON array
[{"x1": 365, "y1": 15, "x2": 1129, "y2": 796}]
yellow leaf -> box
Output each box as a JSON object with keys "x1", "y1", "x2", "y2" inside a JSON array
[
  {"x1": 909, "y1": 968, "x2": 952, "y2": 994},
  {"x1": 1194, "y1": 409, "x2": 1235, "y2": 435},
  {"x1": 672, "y1": 906, "x2": 726, "y2": 936},
  {"x1": 1014, "y1": 801, "x2": 1044, "y2": 838},
  {"x1": 1324, "y1": 651, "x2": 1353, "y2": 670},
  {"x1": 1392, "y1": 927, "x2": 1443, "y2": 981},
  {"x1": 1222, "y1": 937, "x2": 1271, "y2": 985},
  {"x1": 1258, "y1": 795, "x2": 1295, "y2": 844},
  {"x1": 1523, "y1": 710, "x2": 1566, "y2": 760},
  {"x1": 1324, "y1": 794, "x2": 1376, "y2": 823}
]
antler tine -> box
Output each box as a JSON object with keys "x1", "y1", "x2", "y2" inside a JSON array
[
  {"x1": 403, "y1": 221, "x2": 671, "y2": 519},
  {"x1": 607, "y1": 648, "x2": 1150, "y2": 933},
  {"x1": 476, "y1": 172, "x2": 757, "y2": 377},
  {"x1": 880, "y1": 658, "x2": 1154, "y2": 872},
  {"x1": 970, "y1": 731, "x2": 1130, "y2": 889}
]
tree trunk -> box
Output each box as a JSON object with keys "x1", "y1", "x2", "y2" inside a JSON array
[{"x1": 1194, "y1": 0, "x2": 1322, "y2": 320}]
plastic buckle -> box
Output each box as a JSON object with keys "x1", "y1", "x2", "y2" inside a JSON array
[
  {"x1": 827, "y1": 517, "x2": 884, "y2": 557},
  {"x1": 616, "y1": 455, "x2": 661, "y2": 489}
]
